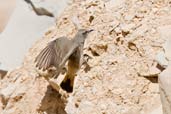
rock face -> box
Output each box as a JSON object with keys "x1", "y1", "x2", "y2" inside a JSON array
[
  {"x1": 0, "y1": 67, "x2": 67, "y2": 114},
  {"x1": 159, "y1": 65, "x2": 171, "y2": 114},
  {"x1": 1, "y1": 0, "x2": 171, "y2": 114},
  {"x1": 158, "y1": 25, "x2": 171, "y2": 114},
  {"x1": 0, "y1": 0, "x2": 69, "y2": 71}
]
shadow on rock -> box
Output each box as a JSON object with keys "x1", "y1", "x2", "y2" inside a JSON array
[
  {"x1": 38, "y1": 85, "x2": 67, "y2": 114},
  {"x1": 0, "y1": 70, "x2": 7, "y2": 79},
  {"x1": 144, "y1": 76, "x2": 158, "y2": 83}
]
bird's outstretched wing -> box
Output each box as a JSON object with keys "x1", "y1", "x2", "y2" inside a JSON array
[
  {"x1": 35, "y1": 37, "x2": 75, "y2": 71},
  {"x1": 35, "y1": 40, "x2": 59, "y2": 71}
]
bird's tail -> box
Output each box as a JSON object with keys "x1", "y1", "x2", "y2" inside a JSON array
[
  {"x1": 60, "y1": 50, "x2": 80, "y2": 93},
  {"x1": 60, "y1": 73, "x2": 75, "y2": 93}
]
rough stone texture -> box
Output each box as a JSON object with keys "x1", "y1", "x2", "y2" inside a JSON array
[
  {"x1": 0, "y1": 67, "x2": 67, "y2": 114},
  {"x1": 2, "y1": 0, "x2": 171, "y2": 114}
]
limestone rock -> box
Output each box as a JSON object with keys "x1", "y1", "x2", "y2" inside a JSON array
[
  {"x1": 2, "y1": 0, "x2": 171, "y2": 114},
  {"x1": 158, "y1": 25, "x2": 171, "y2": 114},
  {"x1": 159, "y1": 64, "x2": 171, "y2": 114},
  {"x1": 156, "y1": 51, "x2": 168, "y2": 69},
  {"x1": 0, "y1": 0, "x2": 69, "y2": 71},
  {"x1": 0, "y1": 67, "x2": 67, "y2": 114}
]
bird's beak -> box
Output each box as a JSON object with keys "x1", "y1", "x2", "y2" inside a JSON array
[
  {"x1": 83, "y1": 29, "x2": 94, "y2": 35},
  {"x1": 86, "y1": 29, "x2": 94, "y2": 34}
]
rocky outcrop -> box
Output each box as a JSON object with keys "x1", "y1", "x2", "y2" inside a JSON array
[
  {"x1": 0, "y1": 67, "x2": 67, "y2": 114},
  {"x1": 157, "y1": 25, "x2": 171, "y2": 114},
  {"x1": 159, "y1": 65, "x2": 171, "y2": 114},
  {"x1": 2, "y1": 0, "x2": 171, "y2": 114}
]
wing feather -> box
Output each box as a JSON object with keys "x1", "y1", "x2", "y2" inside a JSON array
[
  {"x1": 35, "y1": 41, "x2": 58, "y2": 70},
  {"x1": 36, "y1": 45, "x2": 51, "y2": 67},
  {"x1": 39, "y1": 47, "x2": 50, "y2": 67},
  {"x1": 43, "y1": 47, "x2": 51, "y2": 69},
  {"x1": 35, "y1": 37, "x2": 78, "y2": 71}
]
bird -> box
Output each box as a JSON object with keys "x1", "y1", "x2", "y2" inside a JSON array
[
  {"x1": 24, "y1": 0, "x2": 54, "y2": 17},
  {"x1": 34, "y1": 29, "x2": 93, "y2": 92}
]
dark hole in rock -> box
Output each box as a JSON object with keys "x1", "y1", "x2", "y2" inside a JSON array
[
  {"x1": 88, "y1": 47, "x2": 100, "y2": 56},
  {"x1": 156, "y1": 63, "x2": 165, "y2": 72},
  {"x1": 116, "y1": 37, "x2": 120, "y2": 42},
  {"x1": 115, "y1": 37, "x2": 124, "y2": 45},
  {"x1": 63, "y1": 17, "x2": 67, "y2": 20},
  {"x1": 121, "y1": 40, "x2": 124, "y2": 45},
  {"x1": 84, "y1": 63, "x2": 91, "y2": 73},
  {"x1": 122, "y1": 31, "x2": 130, "y2": 37},
  {"x1": 75, "y1": 102, "x2": 79, "y2": 108},
  {"x1": 89, "y1": 15, "x2": 94, "y2": 23},
  {"x1": 128, "y1": 42, "x2": 137, "y2": 51},
  {"x1": 91, "y1": 50, "x2": 100, "y2": 56}
]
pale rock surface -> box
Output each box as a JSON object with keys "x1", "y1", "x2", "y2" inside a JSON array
[
  {"x1": 0, "y1": 67, "x2": 67, "y2": 114},
  {"x1": 150, "y1": 105, "x2": 163, "y2": 114},
  {"x1": 159, "y1": 64, "x2": 171, "y2": 114},
  {"x1": 156, "y1": 51, "x2": 168, "y2": 69},
  {"x1": 158, "y1": 25, "x2": 171, "y2": 114},
  {"x1": 0, "y1": 0, "x2": 69, "y2": 71},
  {"x1": 2, "y1": 0, "x2": 171, "y2": 114}
]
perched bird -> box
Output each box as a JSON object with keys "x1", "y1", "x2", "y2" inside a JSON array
[{"x1": 35, "y1": 29, "x2": 93, "y2": 92}]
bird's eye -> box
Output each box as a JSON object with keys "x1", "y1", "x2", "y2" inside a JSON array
[{"x1": 82, "y1": 31, "x2": 87, "y2": 35}]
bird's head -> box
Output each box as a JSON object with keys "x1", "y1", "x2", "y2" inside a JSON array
[{"x1": 75, "y1": 29, "x2": 94, "y2": 44}]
